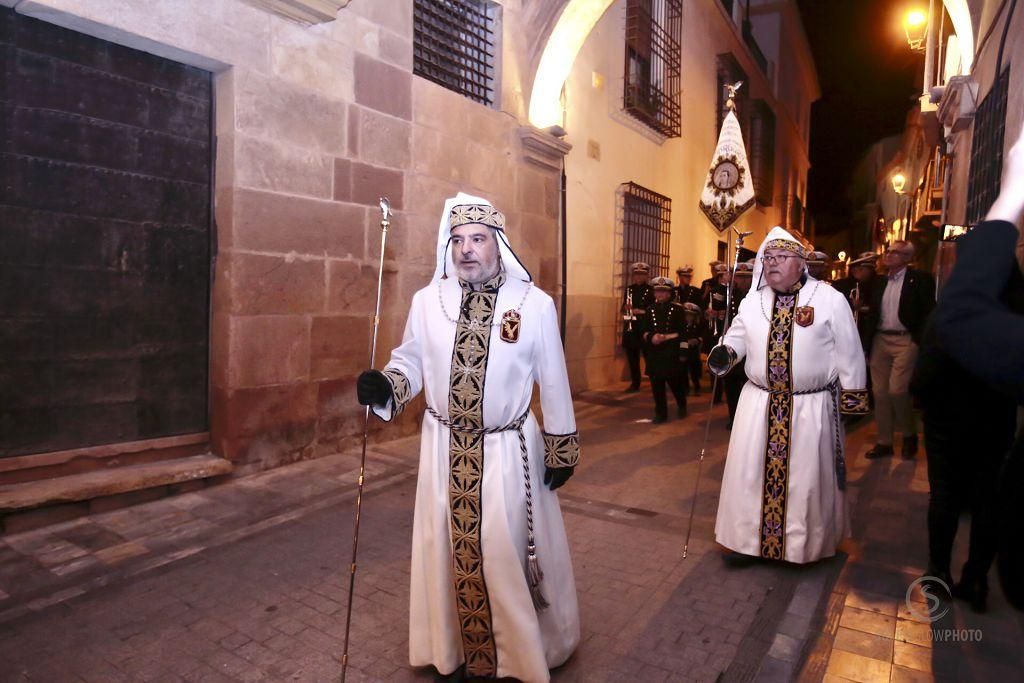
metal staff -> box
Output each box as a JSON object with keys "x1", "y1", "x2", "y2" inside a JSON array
[
  {"x1": 682, "y1": 226, "x2": 752, "y2": 559},
  {"x1": 340, "y1": 197, "x2": 391, "y2": 682}
]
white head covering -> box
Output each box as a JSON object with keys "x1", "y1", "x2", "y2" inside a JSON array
[
  {"x1": 432, "y1": 192, "x2": 531, "y2": 284},
  {"x1": 752, "y1": 226, "x2": 808, "y2": 291}
]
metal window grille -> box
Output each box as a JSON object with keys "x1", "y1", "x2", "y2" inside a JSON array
[
  {"x1": 966, "y1": 68, "x2": 1009, "y2": 224},
  {"x1": 413, "y1": 0, "x2": 496, "y2": 106},
  {"x1": 623, "y1": 0, "x2": 683, "y2": 138},
  {"x1": 716, "y1": 53, "x2": 749, "y2": 139},
  {"x1": 620, "y1": 182, "x2": 672, "y2": 286},
  {"x1": 749, "y1": 99, "x2": 776, "y2": 206}
]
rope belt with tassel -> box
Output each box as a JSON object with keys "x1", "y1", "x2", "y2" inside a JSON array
[
  {"x1": 425, "y1": 406, "x2": 549, "y2": 611},
  {"x1": 746, "y1": 378, "x2": 846, "y2": 491}
]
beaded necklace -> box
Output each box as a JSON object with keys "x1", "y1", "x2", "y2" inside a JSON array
[
  {"x1": 437, "y1": 279, "x2": 533, "y2": 326},
  {"x1": 759, "y1": 280, "x2": 821, "y2": 323}
]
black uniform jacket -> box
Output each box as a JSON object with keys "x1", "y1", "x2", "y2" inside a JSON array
[
  {"x1": 676, "y1": 284, "x2": 704, "y2": 308},
  {"x1": 622, "y1": 283, "x2": 655, "y2": 348},
  {"x1": 641, "y1": 301, "x2": 687, "y2": 378}
]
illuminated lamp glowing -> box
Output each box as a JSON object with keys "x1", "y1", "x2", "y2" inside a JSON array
[{"x1": 529, "y1": 0, "x2": 616, "y2": 129}]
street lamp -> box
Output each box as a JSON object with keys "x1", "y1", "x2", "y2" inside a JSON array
[
  {"x1": 903, "y1": 9, "x2": 928, "y2": 51},
  {"x1": 891, "y1": 172, "x2": 908, "y2": 240},
  {"x1": 891, "y1": 172, "x2": 907, "y2": 194}
]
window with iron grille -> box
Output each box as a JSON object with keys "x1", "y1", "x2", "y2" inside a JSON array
[
  {"x1": 966, "y1": 67, "x2": 1009, "y2": 224},
  {"x1": 716, "y1": 53, "x2": 749, "y2": 139},
  {"x1": 623, "y1": 0, "x2": 683, "y2": 138},
  {"x1": 748, "y1": 99, "x2": 776, "y2": 206},
  {"x1": 620, "y1": 182, "x2": 672, "y2": 286},
  {"x1": 413, "y1": 0, "x2": 497, "y2": 106}
]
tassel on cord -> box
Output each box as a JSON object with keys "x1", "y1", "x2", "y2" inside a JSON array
[{"x1": 526, "y1": 543, "x2": 549, "y2": 611}]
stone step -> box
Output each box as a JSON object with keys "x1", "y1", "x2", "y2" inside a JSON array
[{"x1": 0, "y1": 455, "x2": 234, "y2": 533}]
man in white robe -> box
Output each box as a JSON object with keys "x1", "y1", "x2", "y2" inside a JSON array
[
  {"x1": 356, "y1": 193, "x2": 580, "y2": 682},
  {"x1": 708, "y1": 227, "x2": 869, "y2": 564}
]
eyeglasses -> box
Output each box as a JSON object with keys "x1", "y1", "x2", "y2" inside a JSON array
[
  {"x1": 885, "y1": 249, "x2": 911, "y2": 257},
  {"x1": 761, "y1": 254, "x2": 800, "y2": 265}
]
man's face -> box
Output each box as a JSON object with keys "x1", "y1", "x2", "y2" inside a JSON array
[
  {"x1": 852, "y1": 264, "x2": 874, "y2": 283},
  {"x1": 734, "y1": 273, "x2": 752, "y2": 292},
  {"x1": 763, "y1": 248, "x2": 805, "y2": 291},
  {"x1": 678, "y1": 273, "x2": 692, "y2": 286},
  {"x1": 883, "y1": 244, "x2": 913, "y2": 271},
  {"x1": 654, "y1": 288, "x2": 672, "y2": 303},
  {"x1": 807, "y1": 263, "x2": 827, "y2": 279},
  {"x1": 632, "y1": 272, "x2": 647, "y2": 285},
  {"x1": 451, "y1": 224, "x2": 500, "y2": 284}
]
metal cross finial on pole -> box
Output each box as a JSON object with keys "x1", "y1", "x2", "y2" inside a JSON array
[
  {"x1": 682, "y1": 225, "x2": 751, "y2": 560},
  {"x1": 340, "y1": 197, "x2": 391, "y2": 683}
]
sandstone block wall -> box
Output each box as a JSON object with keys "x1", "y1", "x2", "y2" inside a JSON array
[{"x1": 11, "y1": 0, "x2": 565, "y2": 474}]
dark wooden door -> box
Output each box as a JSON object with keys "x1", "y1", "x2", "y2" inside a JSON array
[{"x1": 0, "y1": 7, "x2": 213, "y2": 457}]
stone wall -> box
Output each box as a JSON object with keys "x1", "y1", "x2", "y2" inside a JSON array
[{"x1": 9, "y1": 0, "x2": 565, "y2": 474}]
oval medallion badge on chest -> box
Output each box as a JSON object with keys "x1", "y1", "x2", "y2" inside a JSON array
[{"x1": 500, "y1": 309, "x2": 521, "y2": 343}]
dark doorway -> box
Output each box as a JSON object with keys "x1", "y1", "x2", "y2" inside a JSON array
[{"x1": 0, "y1": 7, "x2": 213, "y2": 457}]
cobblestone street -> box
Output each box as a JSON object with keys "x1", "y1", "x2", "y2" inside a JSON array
[{"x1": 0, "y1": 385, "x2": 1021, "y2": 682}]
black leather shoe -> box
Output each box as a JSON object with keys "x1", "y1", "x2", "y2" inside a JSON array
[
  {"x1": 865, "y1": 444, "x2": 894, "y2": 459},
  {"x1": 677, "y1": 405, "x2": 688, "y2": 419},
  {"x1": 953, "y1": 564, "x2": 989, "y2": 613},
  {"x1": 625, "y1": 384, "x2": 640, "y2": 393},
  {"x1": 921, "y1": 567, "x2": 954, "y2": 598},
  {"x1": 652, "y1": 415, "x2": 667, "y2": 424},
  {"x1": 436, "y1": 664, "x2": 466, "y2": 682},
  {"x1": 902, "y1": 435, "x2": 919, "y2": 459}
]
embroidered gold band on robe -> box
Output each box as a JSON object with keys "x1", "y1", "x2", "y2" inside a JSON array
[
  {"x1": 383, "y1": 368, "x2": 412, "y2": 417},
  {"x1": 543, "y1": 431, "x2": 580, "y2": 468},
  {"x1": 839, "y1": 389, "x2": 869, "y2": 415},
  {"x1": 447, "y1": 277, "x2": 503, "y2": 677},
  {"x1": 760, "y1": 293, "x2": 796, "y2": 560}
]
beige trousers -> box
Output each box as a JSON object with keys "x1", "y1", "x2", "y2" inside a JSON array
[{"x1": 869, "y1": 333, "x2": 919, "y2": 445}]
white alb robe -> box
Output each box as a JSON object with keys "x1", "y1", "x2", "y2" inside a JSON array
[
  {"x1": 715, "y1": 279, "x2": 868, "y2": 563},
  {"x1": 372, "y1": 275, "x2": 580, "y2": 682}
]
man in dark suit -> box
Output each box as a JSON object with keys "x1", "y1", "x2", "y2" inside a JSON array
[{"x1": 863, "y1": 241, "x2": 935, "y2": 459}]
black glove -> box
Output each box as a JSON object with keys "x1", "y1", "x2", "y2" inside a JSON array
[
  {"x1": 543, "y1": 466, "x2": 574, "y2": 491},
  {"x1": 356, "y1": 370, "x2": 392, "y2": 406},
  {"x1": 707, "y1": 344, "x2": 735, "y2": 377}
]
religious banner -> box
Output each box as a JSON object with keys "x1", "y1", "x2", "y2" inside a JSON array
[{"x1": 699, "y1": 85, "x2": 756, "y2": 232}]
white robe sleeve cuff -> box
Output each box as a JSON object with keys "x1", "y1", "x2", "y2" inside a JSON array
[
  {"x1": 372, "y1": 368, "x2": 413, "y2": 422},
  {"x1": 543, "y1": 431, "x2": 580, "y2": 468}
]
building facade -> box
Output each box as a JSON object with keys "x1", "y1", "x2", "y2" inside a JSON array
[
  {"x1": 556, "y1": 0, "x2": 819, "y2": 389},
  {"x1": 0, "y1": 0, "x2": 818, "y2": 523},
  {"x1": 857, "y1": 0, "x2": 1022, "y2": 283}
]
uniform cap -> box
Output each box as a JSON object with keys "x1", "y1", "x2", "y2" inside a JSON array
[{"x1": 649, "y1": 276, "x2": 675, "y2": 290}]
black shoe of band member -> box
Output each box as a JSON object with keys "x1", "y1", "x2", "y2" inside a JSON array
[
  {"x1": 902, "y1": 434, "x2": 919, "y2": 459},
  {"x1": 653, "y1": 415, "x2": 667, "y2": 424},
  {"x1": 865, "y1": 443, "x2": 895, "y2": 459}
]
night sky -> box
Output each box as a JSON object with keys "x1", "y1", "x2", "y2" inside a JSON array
[{"x1": 796, "y1": 0, "x2": 923, "y2": 235}]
